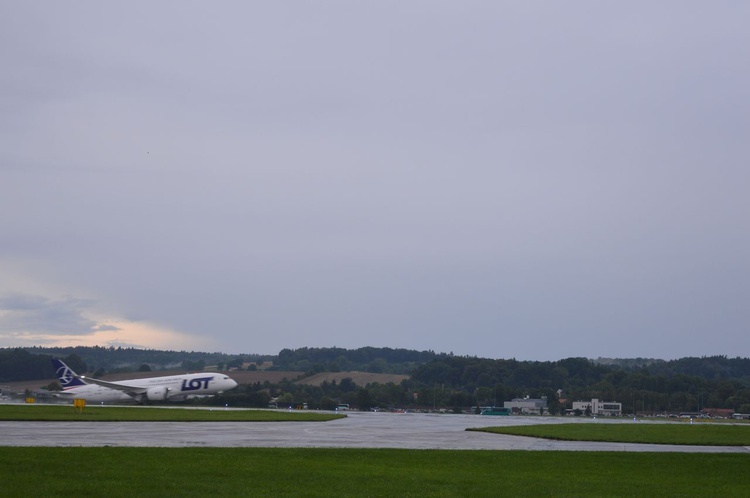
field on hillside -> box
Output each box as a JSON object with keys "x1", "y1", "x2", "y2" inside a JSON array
[{"x1": 295, "y1": 371, "x2": 409, "y2": 386}]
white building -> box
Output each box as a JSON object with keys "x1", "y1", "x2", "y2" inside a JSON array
[
  {"x1": 504, "y1": 397, "x2": 548, "y2": 414},
  {"x1": 571, "y1": 398, "x2": 622, "y2": 416}
]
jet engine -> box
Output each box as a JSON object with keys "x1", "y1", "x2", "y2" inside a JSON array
[{"x1": 145, "y1": 386, "x2": 171, "y2": 401}]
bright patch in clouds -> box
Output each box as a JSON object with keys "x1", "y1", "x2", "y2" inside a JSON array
[{"x1": 0, "y1": 293, "x2": 211, "y2": 350}]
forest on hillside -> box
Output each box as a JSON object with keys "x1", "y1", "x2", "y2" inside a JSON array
[
  {"x1": 1, "y1": 346, "x2": 438, "y2": 381},
  {"x1": 409, "y1": 355, "x2": 750, "y2": 414},
  {"x1": 272, "y1": 346, "x2": 442, "y2": 374},
  {"x1": 2, "y1": 347, "x2": 750, "y2": 414},
  {"x1": 209, "y1": 353, "x2": 750, "y2": 415}
]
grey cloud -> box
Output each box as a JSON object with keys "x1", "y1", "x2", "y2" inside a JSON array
[
  {"x1": 0, "y1": 293, "x2": 97, "y2": 335},
  {"x1": 1, "y1": 2, "x2": 749, "y2": 360}
]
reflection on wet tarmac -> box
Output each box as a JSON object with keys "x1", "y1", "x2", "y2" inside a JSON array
[{"x1": 2, "y1": 411, "x2": 747, "y2": 452}]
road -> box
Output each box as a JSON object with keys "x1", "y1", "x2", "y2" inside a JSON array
[{"x1": 2, "y1": 411, "x2": 748, "y2": 452}]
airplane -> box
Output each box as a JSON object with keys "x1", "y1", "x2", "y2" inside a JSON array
[{"x1": 51, "y1": 358, "x2": 238, "y2": 403}]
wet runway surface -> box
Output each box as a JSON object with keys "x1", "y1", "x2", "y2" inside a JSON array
[{"x1": 2, "y1": 411, "x2": 748, "y2": 452}]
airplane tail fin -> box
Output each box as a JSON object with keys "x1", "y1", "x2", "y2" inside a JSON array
[{"x1": 51, "y1": 358, "x2": 88, "y2": 389}]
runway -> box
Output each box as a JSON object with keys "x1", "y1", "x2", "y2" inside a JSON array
[{"x1": 2, "y1": 411, "x2": 748, "y2": 452}]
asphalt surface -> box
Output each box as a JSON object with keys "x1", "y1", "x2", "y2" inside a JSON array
[{"x1": 2, "y1": 411, "x2": 749, "y2": 452}]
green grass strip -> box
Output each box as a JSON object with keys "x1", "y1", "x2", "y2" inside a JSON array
[
  {"x1": 0, "y1": 448, "x2": 748, "y2": 497},
  {"x1": 0, "y1": 404, "x2": 343, "y2": 422},
  {"x1": 469, "y1": 422, "x2": 750, "y2": 445}
]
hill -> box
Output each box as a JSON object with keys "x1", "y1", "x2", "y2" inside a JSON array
[{"x1": 4, "y1": 347, "x2": 750, "y2": 415}]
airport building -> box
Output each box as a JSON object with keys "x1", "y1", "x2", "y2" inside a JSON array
[
  {"x1": 701, "y1": 408, "x2": 734, "y2": 418},
  {"x1": 503, "y1": 397, "x2": 548, "y2": 414},
  {"x1": 571, "y1": 398, "x2": 622, "y2": 416}
]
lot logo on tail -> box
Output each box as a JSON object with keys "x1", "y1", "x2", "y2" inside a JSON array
[
  {"x1": 55, "y1": 364, "x2": 76, "y2": 388},
  {"x1": 52, "y1": 359, "x2": 87, "y2": 389}
]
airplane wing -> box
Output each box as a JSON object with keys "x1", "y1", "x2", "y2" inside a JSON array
[{"x1": 79, "y1": 376, "x2": 148, "y2": 399}]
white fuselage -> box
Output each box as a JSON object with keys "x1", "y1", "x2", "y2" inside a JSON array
[{"x1": 55, "y1": 372, "x2": 238, "y2": 403}]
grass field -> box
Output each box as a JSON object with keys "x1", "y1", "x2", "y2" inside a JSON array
[
  {"x1": 470, "y1": 422, "x2": 750, "y2": 446},
  {"x1": 0, "y1": 404, "x2": 344, "y2": 422},
  {"x1": 0, "y1": 447, "x2": 748, "y2": 496}
]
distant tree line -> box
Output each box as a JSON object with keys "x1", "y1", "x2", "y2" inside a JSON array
[
  {"x1": 272, "y1": 346, "x2": 442, "y2": 374},
  {"x1": 407, "y1": 355, "x2": 750, "y2": 414},
  {"x1": 204, "y1": 353, "x2": 750, "y2": 414},
  {"x1": 4, "y1": 347, "x2": 750, "y2": 414},
  {"x1": 2, "y1": 347, "x2": 265, "y2": 380},
  {"x1": 0, "y1": 349, "x2": 59, "y2": 381},
  {"x1": 206, "y1": 377, "x2": 414, "y2": 412}
]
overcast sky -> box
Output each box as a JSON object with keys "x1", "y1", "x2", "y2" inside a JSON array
[{"x1": 1, "y1": 2, "x2": 748, "y2": 361}]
